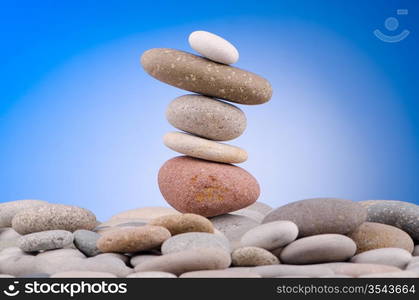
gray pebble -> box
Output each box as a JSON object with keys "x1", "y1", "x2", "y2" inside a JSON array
[
  {"x1": 18, "y1": 230, "x2": 73, "y2": 252},
  {"x1": 73, "y1": 230, "x2": 101, "y2": 257}
]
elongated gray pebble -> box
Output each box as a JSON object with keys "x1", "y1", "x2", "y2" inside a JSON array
[{"x1": 18, "y1": 230, "x2": 73, "y2": 252}]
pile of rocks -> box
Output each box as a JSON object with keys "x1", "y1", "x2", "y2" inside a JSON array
[
  {"x1": 141, "y1": 30, "x2": 272, "y2": 217},
  {"x1": 0, "y1": 198, "x2": 419, "y2": 278}
]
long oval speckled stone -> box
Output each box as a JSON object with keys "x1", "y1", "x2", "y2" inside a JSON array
[{"x1": 141, "y1": 48, "x2": 272, "y2": 105}]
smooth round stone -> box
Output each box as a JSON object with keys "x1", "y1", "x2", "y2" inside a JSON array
[
  {"x1": 127, "y1": 271, "x2": 177, "y2": 278},
  {"x1": 148, "y1": 213, "x2": 214, "y2": 235},
  {"x1": 0, "y1": 228, "x2": 21, "y2": 251},
  {"x1": 188, "y1": 30, "x2": 239, "y2": 65},
  {"x1": 321, "y1": 263, "x2": 401, "y2": 277},
  {"x1": 158, "y1": 156, "x2": 260, "y2": 217},
  {"x1": 161, "y1": 232, "x2": 230, "y2": 255},
  {"x1": 211, "y1": 214, "x2": 260, "y2": 249},
  {"x1": 280, "y1": 234, "x2": 357, "y2": 264},
  {"x1": 94, "y1": 253, "x2": 130, "y2": 264},
  {"x1": 350, "y1": 248, "x2": 412, "y2": 268},
  {"x1": 97, "y1": 226, "x2": 171, "y2": 253},
  {"x1": 110, "y1": 207, "x2": 179, "y2": 221},
  {"x1": 413, "y1": 245, "x2": 419, "y2": 256},
  {"x1": 141, "y1": 48, "x2": 272, "y2": 105},
  {"x1": 240, "y1": 221, "x2": 298, "y2": 250},
  {"x1": 180, "y1": 269, "x2": 261, "y2": 278},
  {"x1": 166, "y1": 94, "x2": 246, "y2": 141},
  {"x1": 252, "y1": 265, "x2": 334, "y2": 278},
  {"x1": 163, "y1": 132, "x2": 248, "y2": 164},
  {"x1": 18, "y1": 230, "x2": 73, "y2": 252},
  {"x1": 51, "y1": 271, "x2": 117, "y2": 278},
  {"x1": 134, "y1": 248, "x2": 231, "y2": 275},
  {"x1": 37, "y1": 248, "x2": 86, "y2": 259},
  {"x1": 348, "y1": 222, "x2": 414, "y2": 254},
  {"x1": 0, "y1": 200, "x2": 48, "y2": 227},
  {"x1": 130, "y1": 254, "x2": 161, "y2": 267},
  {"x1": 232, "y1": 247, "x2": 279, "y2": 266},
  {"x1": 361, "y1": 200, "x2": 419, "y2": 241},
  {"x1": 263, "y1": 198, "x2": 367, "y2": 237},
  {"x1": 12, "y1": 204, "x2": 97, "y2": 234},
  {"x1": 359, "y1": 271, "x2": 418, "y2": 278},
  {"x1": 73, "y1": 230, "x2": 101, "y2": 257}
]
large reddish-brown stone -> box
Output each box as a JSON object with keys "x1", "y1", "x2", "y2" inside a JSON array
[{"x1": 158, "y1": 156, "x2": 260, "y2": 217}]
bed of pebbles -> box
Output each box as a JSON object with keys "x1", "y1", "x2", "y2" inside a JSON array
[{"x1": 1, "y1": 31, "x2": 418, "y2": 278}]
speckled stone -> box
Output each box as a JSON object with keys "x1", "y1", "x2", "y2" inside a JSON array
[
  {"x1": 12, "y1": 204, "x2": 97, "y2": 235},
  {"x1": 211, "y1": 214, "x2": 260, "y2": 249},
  {"x1": 110, "y1": 207, "x2": 179, "y2": 221},
  {"x1": 0, "y1": 200, "x2": 48, "y2": 227},
  {"x1": 252, "y1": 265, "x2": 334, "y2": 278},
  {"x1": 166, "y1": 94, "x2": 246, "y2": 141},
  {"x1": 134, "y1": 248, "x2": 231, "y2": 275},
  {"x1": 51, "y1": 271, "x2": 117, "y2": 278},
  {"x1": 240, "y1": 221, "x2": 298, "y2": 250},
  {"x1": 97, "y1": 226, "x2": 171, "y2": 253},
  {"x1": 163, "y1": 132, "x2": 247, "y2": 164},
  {"x1": 348, "y1": 222, "x2": 414, "y2": 254},
  {"x1": 280, "y1": 234, "x2": 357, "y2": 264},
  {"x1": 73, "y1": 230, "x2": 101, "y2": 257},
  {"x1": 232, "y1": 247, "x2": 279, "y2": 266},
  {"x1": 161, "y1": 232, "x2": 230, "y2": 254},
  {"x1": 148, "y1": 213, "x2": 214, "y2": 235},
  {"x1": 263, "y1": 198, "x2": 367, "y2": 237},
  {"x1": 141, "y1": 48, "x2": 272, "y2": 105},
  {"x1": 127, "y1": 271, "x2": 177, "y2": 278},
  {"x1": 180, "y1": 269, "x2": 261, "y2": 278},
  {"x1": 188, "y1": 30, "x2": 239, "y2": 65},
  {"x1": 158, "y1": 156, "x2": 260, "y2": 217},
  {"x1": 18, "y1": 230, "x2": 73, "y2": 252},
  {"x1": 350, "y1": 248, "x2": 411, "y2": 268},
  {"x1": 360, "y1": 200, "x2": 419, "y2": 241}
]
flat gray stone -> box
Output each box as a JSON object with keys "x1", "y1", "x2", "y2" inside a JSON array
[
  {"x1": 18, "y1": 230, "x2": 74, "y2": 252},
  {"x1": 73, "y1": 230, "x2": 101, "y2": 257}
]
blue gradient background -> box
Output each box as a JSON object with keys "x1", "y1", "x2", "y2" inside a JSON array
[{"x1": 1, "y1": 0, "x2": 418, "y2": 220}]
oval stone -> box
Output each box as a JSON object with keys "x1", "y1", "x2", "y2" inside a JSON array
[
  {"x1": 350, "y1": 248, "x2": 411, "y2": 268},
  {"x1": 361, "y1": 200, "x2": 419, "y2": 241},
  {"x1": 188, "y1": 30, "x2": 239, "y2": 65},
  {"x1": 158, "y1": 156, "x2": 260, "y2": 217},
  {"x1": 73, "y1": 230, "x2": 101, "y2": 257},
  {"x1": 348, "y1": 222, "x2": 414, "y2": 254},
  {"x1": 97, "y1": 226, "x2": 171, "y2": 253},
  {"x1": 141, "y1": 48, "x2": 272, "y2": 105},
  {"x1": 161, "y1": 232, "x2": 230, "y2": 254},
  {"x1": 134, "y1": 248, "x2": 231, "y2": 275},
  {"x1": 0, "y1": 200, "x2": 48, "y2": 227},
  {"x1": 12, "y1": 204, "x2": 97, "y2": 234},
  {"x1": 240, "y1": 221, "x2": 298, "y2": 250},
  {"x1": 321, "y1": 262, "x2": 402, "y2": 277},
  {"x1": 148, "y1": 213, "x2": 214, "y2": 235},
  {"x1": 166, "y1": 94, "x2": 246, "y2": 141},
  {"x1": 18, "y1": 230, "x2": 73, "y2": 252},
  {"x1": 232, "y1": 247, "x2": 279, "y2": 266},
  {"x1": 163, "y1": 132, "x2": 247, "y2": 164},
  {"x1": 263, "y1": 198, "x2": 367, "y2": 237},
  {"x1": 280, "y1": 234, "x2": 357, "y2": 264}
]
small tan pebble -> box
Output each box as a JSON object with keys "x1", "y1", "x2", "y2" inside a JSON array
[
  {"x1": 149, "y1": 213, "x2": 214, "y2": 235},
  {"x1": 96, "y1": 225, "x2": 171, "y2": 253},
  {"x1": 320, "y1": 262, "x2": 401, "y2": 277},
  {"x1": 180, "y1": 269, "x2": 261, "y2": 278},
  {"x1": 110, "y1": 207, "x2": 179, "y2": 221},
  {"x1": 350, "y1": 247, "x2": 412, "y2": 268},
  {"x1": 127, "y1": 271, "x2": 177, "y2": 278},
  {"x1": 50, "y1": 271, "x2": 117, "y2": 278},
  {"x1": 232, "y1": 246, "x2": 279, "y2": 266},
  {"x1": 358, "y1": 271, "x2": 418, "y2": 278}
]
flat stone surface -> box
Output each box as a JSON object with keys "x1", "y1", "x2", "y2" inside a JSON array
[
  {"x1": 166, "y1": 94, "x2": 246, "y2": 141},
  {"x1": 73, "y1": 230, "x2": 101, "y2": 257},
  {"x1": 180, "y1": 269, "x2": 261, "y2": 278},
  {"x1": 348, "y1": 222, "x2": 414, "y2": 254},
  {"x1": 0, "y1": 228, "x2": 21, "y2": 251},
  {"x1": 350, "y1": 248, "x2": 412, "y2": 268},
  {"x1": 12, "y1": 204, "x2": 97, "y2": 234},
  {"x1": 320, "y1": 263, "x2": 401, "y2": 277},
  {"x1": 161, "y1": 232, "x2": 230, "y2": 254},
  {"x1": 163, "y1": 131, "x2": 248, "y2": 164},
  {"x1": 252, "y1": 265, "x2": 334, "y2": 278},
  {"x1": 232, "y1": 246, "x2": 279, "y2": 266},
  {"x1": 130, "y1": 254, "x2": 161, "y2": 267},
  {"x1": 97, "y1": 226, "x2": 171, "y2": 253},
  {"x1": 188, "y1": 30, "x2": 239, "y2": 65},
  {"x1": 127, "y1": 271, "x2": 177, "y2": 278},
  {"x1": 358, "y1": 271, "x2": 418, "y2": 278},
  {"x1": 141, "y1": 48, "x2": 272, "y2": 105},
  {"x1": 18, "y1": 230, "x2": 73, "y2": 252},
  {"x1": 0, "y1": 200, "x2": 48, "y2": 227},
  {"x1": 240, "y1": 221, "x2": 298, "y2": 250},
  {"x1": 158, "y1": 156, "x2": 260, "y2": 217},
  {"x1": 148, "y1": 213, "x2": 214, "y2": 235},
  {"x1": 51, "y1": 271, "x2": 117, "y2": 278},
  {"x1": 280, "y1": 234, "x2": 356, "y2": 264},
  {"x1": 134, "y1": 248, "x2": 231, "y2": 275},
  {"x1": 263, "y1": 198, "x2": 366, "y2": 237}
]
